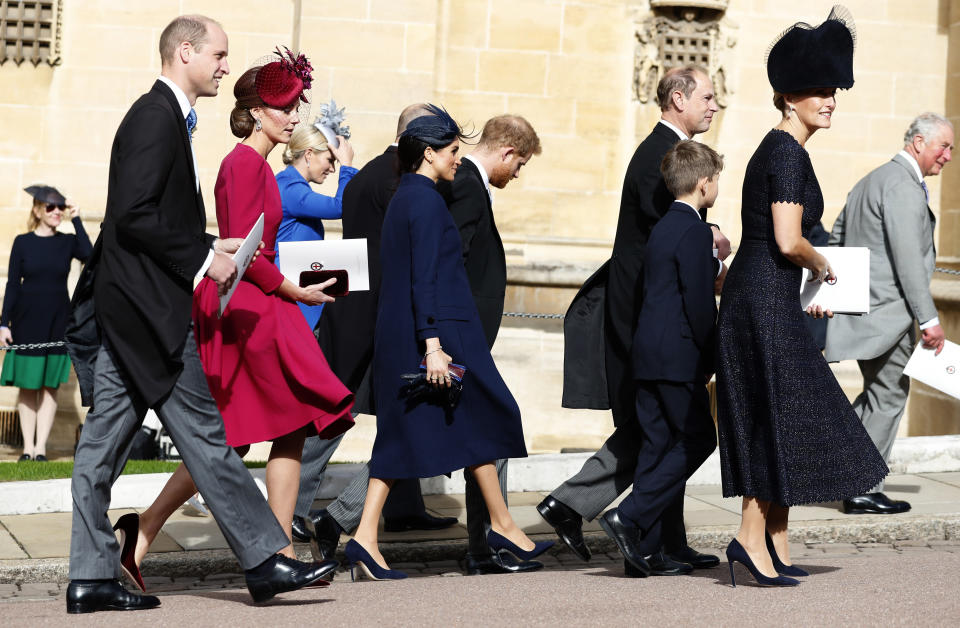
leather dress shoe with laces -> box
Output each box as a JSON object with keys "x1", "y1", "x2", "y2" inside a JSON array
[
  {"x1": 843, "y1": 492, "x2": 911, "y2": 515},
  {"x1": 666, "y1": 545, "x2": 720, "y2": 569},
  {"x1": 465, "y1": 550, "x2": 544, "y2": 575},
  {"x1": 66, "y1": 579, "x2": 160, "y2": 614},
  {"x1": 597, "y1": 509, "x2": 651, "y2": 576},
  {"x1": 244, "y1": 554, "x2": 337, "y2": 603},
  {"x1": 291, "y1": 515, "x2": 312, "y2": 543},
  {"x1": 625, "y1": 552, "x2": 694, "y2": 577},
  {"x1": 536, "y1": 496, "x2": 591, "y2": 562},
  {"x1": 384, "y1": 513, "x2": 459, "y2": 532},
  {"x1": 304, "y1": 508, "x2": 344, "y2": 562}
]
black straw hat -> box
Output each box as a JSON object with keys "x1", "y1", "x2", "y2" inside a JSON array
[
  {"x1": 765, "y1": 5, "x2": 856, "y2": 94},
  {"x1": 24, "y1": 185, "x2": 66, "y2": 206}
]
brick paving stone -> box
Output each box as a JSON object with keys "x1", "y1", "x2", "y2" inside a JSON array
[
  {"x1": 894, "y1": 540, "x2": 931, "y2": 548},
  {"x1": 0, "y1": 583, "x2": 18, "y2": 598},
  {"x1": 17, "y1": 583, "x2": 59, "y2": 597},
  {"x1": 427, "y1": 560, "x2": 460, "y2": 568},
  {"x1": 203, "y1": 572, "x2": 243, "y2": 582},
  {"x1": 142, "y1": 576, "x2": 173, "y2": 585},
  {"x1": 896, "y1": 546, "x2": 933, "y2": 552},
  {"x1": 926, "y1": 540, "x2": 960, "y2": 547},
  {"x1": 855, "y1": 543, "x2": 893, "y2": 548},
  {"x1": 810, "y1": 543, "x2": 858, "y2": 552},
  {"x1": 391, "y1": 562, "x2": 427, "y2": 570}
]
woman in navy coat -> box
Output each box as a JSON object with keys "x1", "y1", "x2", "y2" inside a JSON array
[{"x1": 342, "y1": 105, "x2": 549, "y2": 581}]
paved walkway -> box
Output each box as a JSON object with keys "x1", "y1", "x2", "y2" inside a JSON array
[{"x1": 1, "y1": 471, "x2": 959, "y2": 587}]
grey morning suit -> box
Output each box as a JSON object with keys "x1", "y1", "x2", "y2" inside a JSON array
[{"x1": 824, "y1": 153, "x2": 938, "y2": 491}]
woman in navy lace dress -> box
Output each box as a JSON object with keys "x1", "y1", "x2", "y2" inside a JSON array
[{"x1": 715, "y1": 7, "x2": 887, "y2": 586}]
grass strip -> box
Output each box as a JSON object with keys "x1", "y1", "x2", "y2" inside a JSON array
[{"x1": 0, "y1": 459, "x2": 268, "y2": 483}]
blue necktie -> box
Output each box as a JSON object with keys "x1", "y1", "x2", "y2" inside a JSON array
[
  {"x1": 921, "y1": 180, "x2": 929, "y2": 203},
  {"x1": 186, "y1": 108, "x2": 197, "y2": 141}
]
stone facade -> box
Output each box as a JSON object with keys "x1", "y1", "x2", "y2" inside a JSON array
[{"x1": 1, "y1": 1, "x2": 958, "y2": 457}]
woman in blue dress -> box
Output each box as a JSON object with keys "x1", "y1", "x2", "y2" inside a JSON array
[
  {"x1": 275, "y1": 109, "x2": 357, "y2": 329},
  {"x1": 1, "y1": 185, "x2": 92, "y2": 461},
  {"x1": 342, "y1": 105, "x2": 550, "y2": 580}
]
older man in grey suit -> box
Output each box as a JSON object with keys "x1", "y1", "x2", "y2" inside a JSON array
[{"x1": 825, "y1": 112, "x2": 953, "y2": 515}]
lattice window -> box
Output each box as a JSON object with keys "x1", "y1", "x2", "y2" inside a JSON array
[
  {"x1": 0, "y1": 0, "x2": 63, "y2": 66},
  {"x1": 659, "y1": 33, "x2": 711, "y2": 70}
]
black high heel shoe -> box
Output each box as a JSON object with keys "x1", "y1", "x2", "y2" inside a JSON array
[
  {"x1": 113, "y1": 513, "x2": 146, "y2": 592},
  {"x1": 725, "y1": 539, "x2": 799, "y2": 588},
  {"x1": 486, "y1": 530, "x2": 554, "y2": 561},
  {"x1": 343, "y1": 539, "x2": 407, "y2": 581},
  {"x1": 765, "y1": 532, "x2": 809, "y2": 577}
]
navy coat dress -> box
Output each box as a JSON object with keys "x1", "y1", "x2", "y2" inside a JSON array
[{"x1": 369, "y1": 173, "x2": 526, "y2": 479}]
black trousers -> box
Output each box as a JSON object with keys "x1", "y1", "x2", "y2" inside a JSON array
[{"x1": 616, "y1": 380, "x2": 716, "y2": 554}]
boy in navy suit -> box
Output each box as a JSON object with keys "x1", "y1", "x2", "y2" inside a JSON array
[{"x1": 598, "y1": 140, "x2": 724, "y2": 577}]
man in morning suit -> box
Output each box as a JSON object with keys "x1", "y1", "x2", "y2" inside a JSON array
[
  {"x1": 539, "y1": 65, "x2": 729, "y2": 572},
  {"x1": 599, "y1": 141, "x2": 722, "y2": 576},
  {"x1": 295, "y1": 105, "x2": 458, "y2": 563},
  {"x1": 437, "y1": 114, "x2": 543, "y2": 575},
  {"x1": 825, "y1": 112, "x2": 953, "y2": 515},
  {"x1": 65, "y1": 15, "x2": 332, "y2": 613}
]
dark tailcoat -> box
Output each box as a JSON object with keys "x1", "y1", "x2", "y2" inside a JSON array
[
  {"x1": 562, "y1": 122, "x2": 680, "y2": 427},
  {"x1": 437, "y1": 158, "x2": 506, "y2": 348},
  {"x1": 68, "y1": 80, "x2": 214, "y2": 406},
  {"x1": 631, "y1": 202, "x2": 717, "y2": 383},
  {"x1": 370, "y1": 174, "x2": 525, "y2": 479},
  {"x1": 314, "y1": 146, "x2": 399, "y2": 413}
]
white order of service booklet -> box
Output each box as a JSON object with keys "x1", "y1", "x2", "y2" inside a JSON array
[
  {"x1": 278, "y1": 239, "x2": 370, "y2": 291},
  {"x1": 218, "y1": 212, "x2": 264, "y2": 317},
  {"x1": 904, "y1": 339, "x2": 960, "y2": 400},
  {"x1": 799, "y1": 246, "x2": 870, "y2": 314}
]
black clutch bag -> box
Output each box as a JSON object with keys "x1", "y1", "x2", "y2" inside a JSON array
[{"x1": 399, "y1": 360, "x2": 467, "y2": 409}]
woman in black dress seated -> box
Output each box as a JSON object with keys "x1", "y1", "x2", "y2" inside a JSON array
[
  {"x1": 1, "y1": 186, "x2": 92, "y2": 461},
  {"x1": 344, "y1": 105, "x2": 551, "y2": 581},
  {"x1": 716, "y1": 6, "x2": 888, "y2": 587}
]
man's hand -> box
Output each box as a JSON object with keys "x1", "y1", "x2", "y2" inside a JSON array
[
  {"x1": 922, "y1": 324, "x2": 946, "y2": 356},
  {"x1": 711, "y1": 225, "x2": 731, "y2": 261},
  {"x1": 214, "y1": 238, "x2": 265, "y2": 262},
  {"x1": 714, "y1": 261, "x2": 728, "y2": 295},
  {"x1": 206, "y1": 251, "x2": 238, "y2": 296}
]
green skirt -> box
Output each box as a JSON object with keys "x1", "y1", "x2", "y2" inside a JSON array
[{"x1": 0, "y1": 351, "x2": 70, "y2": 390}]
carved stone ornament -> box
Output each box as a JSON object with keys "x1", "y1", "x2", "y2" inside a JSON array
[
  {"x1": 0, "y1": 0, "x2": 63, "y2": 67},
  {"x1": 633, "y1": 1, "x2": 737, "y2": 107}
]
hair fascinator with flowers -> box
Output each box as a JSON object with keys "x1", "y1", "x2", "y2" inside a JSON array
[
  {"x1": 254, "y1": 46, "x2": 313, "y2": 110},
  {"x1": 765, "y1": 5, "x2": 856, "y2": 94},
  {"x1": 400, "y1": 104, "x2": 472, "y2": 145},
  {"x1": 313, "y1": 100, "x2": 350, "y2": 149}
]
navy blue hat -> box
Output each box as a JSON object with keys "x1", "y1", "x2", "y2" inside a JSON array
[
  {"x1": 400, "y1": 104, "x2": 463, "y2": 145},
  {"x1": 766, "y1": 5, "x2": 856, "y2": 93},
  {"x1": 24, "y1": 185, "x2": 66, "y2": 205}
]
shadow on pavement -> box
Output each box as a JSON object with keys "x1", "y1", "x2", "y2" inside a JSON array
[{"x1": 190, "y1": 589, "x2": 336, "y2": 607}]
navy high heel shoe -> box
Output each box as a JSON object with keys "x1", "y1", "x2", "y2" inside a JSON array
[
  {"x1": 486, "y1": 530, "x2": 554, "y2": 561},
  {"x1": 343, "y1": 539, "x2": 407, "y2": 581},
  {"x1": 725, "y1": 539, "x2": 799, "y2": 587},
  {"x1": 765, "y1": 532, "x2": 809, "y2": 577}
]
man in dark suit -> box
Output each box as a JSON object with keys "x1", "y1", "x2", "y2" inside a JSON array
[
  {"x1": 295, "y1": 105, "x2": 458, "y2": 562},
  {"x1": 437, "y1": 115, "x2": 543, "y2": 575},
  {"x1": 539, "y1": 65, "x2": 728, "y2": 572},
  {"x1": 599, "y1": 140, "x2": 721, "y2": 576},
  {"x1": 66, "y1": 15, "x2": 331, "y2": 613}
]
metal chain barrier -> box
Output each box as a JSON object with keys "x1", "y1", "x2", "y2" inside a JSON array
[
  {"x1": 502, "y1": 312, "x2": 565, "y2": 320},
  {"x1": 0, "y1": 340, "x2": 68, "y2": 352},
  {"x1": 935, "y1": 266, "x2": 960, "y2": 276}
]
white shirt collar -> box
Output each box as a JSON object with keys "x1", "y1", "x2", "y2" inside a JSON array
[
  {"x1": 464, "y1": 154, "x2": 493, "y2": 201},
  {"x1": 658, "y1": 119, "x2": 688, "y2": 141},
  {"x1": 896, "y1": 150, "x2": 924, "y2": 183},
  {"x1": 674, "y1": 200, "x2": 701, "y2": 218},
  {"x1": 157, "y1": 76, "x2": 192, "y2": 119}
]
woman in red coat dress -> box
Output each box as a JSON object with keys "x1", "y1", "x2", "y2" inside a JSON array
[{"x1": 122, "y1": 50, "x2": 354, "y2": 587}]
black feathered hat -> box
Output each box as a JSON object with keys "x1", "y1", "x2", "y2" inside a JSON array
[{"x1": 766, "y1": 5, "x2": 857, "y2": 94}]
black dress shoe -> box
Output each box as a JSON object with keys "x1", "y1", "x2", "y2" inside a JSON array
[
  {"x1": 843, "y1": 492, "x2": 911, "y2": 515},
  {"x1": 304, "y1": 508, "x2": 343, "y2": 562},
  {"x1": 536, "y1": 496, "x2": 591, "y2": 562},
  {"x1": 34, "y1": 454, "x2": 48, "y2": 462},
  {"x1": 245, "y1": 554, "x2": 338, "y2": 603},
  {"x1": 18, "y1": 454, "x2": 30, "y2": 462},
  {"x1": 666, "y1": 545, "x2": 720, "y2": 569},
  {"x1": 291, "y1": 515, "x2": 312, "y2": 543},
  {"x1": 597, "y1": 509, "x2": 651, "y2": 576},
  {"x1": 465, "y1": 550, "x2": 544, "y2": 575},
  {"x1": 625, "y1": 552, "x2": 694, "y2": 577},
  {"x1": 384, "y1": 512, "x2": 459, "y2": 532},
  {"x1": 66, "y1": 579, "x2": 160, "y2": 614}
]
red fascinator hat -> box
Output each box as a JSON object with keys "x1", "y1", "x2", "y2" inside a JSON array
[{"x1": 254, "y1": 46, "x2": 313, "y2": 109}]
